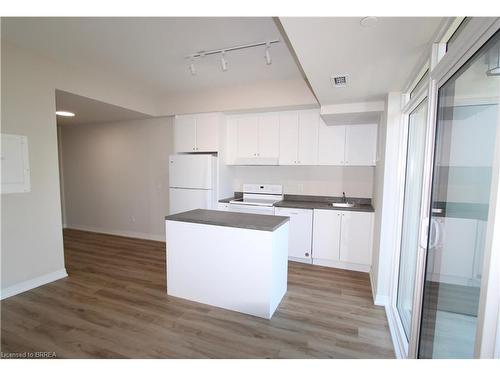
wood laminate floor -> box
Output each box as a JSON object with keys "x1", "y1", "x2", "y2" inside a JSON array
[{"x1": 1, "y1": 229, "x2": 394, "y2": 358}]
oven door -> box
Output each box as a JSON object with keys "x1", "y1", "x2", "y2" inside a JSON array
[{"x1": 227, "y1": 203, "x2": 275, "y2": 216}]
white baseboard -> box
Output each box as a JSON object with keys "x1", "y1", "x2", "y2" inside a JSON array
[
  {"x1": 65, "y1": 224, "x2": 165, "y2": 242},
  {"x1": 288, "y1": 256, "x2": 313, "y2": 264},
  {"x1": 0, "y1": 268, "x2": 68, "y2": 300},
  {"x1": 369, "y1": 271, "x2": 389, "y2": 306},
  {"x1": 312, "y1": 258, "x2": 370, "y2": 273}
]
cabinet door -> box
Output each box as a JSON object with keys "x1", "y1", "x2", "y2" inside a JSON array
[
  {"x1": 217, "y1": 203, "x2": 230, "y2": 211},
  {"x1": 279, "y1": 112, "x2": 299, "y2": 165},
  {"x1": 340, "y1": 211, "x2": 373, "y2": 265},
  {"x1": 174, "y1": 115, "x2": 197, "y2": 153},
  {"x1": 318, "y1": 119, "x2": 346, "y2": 165},
  {"x1": 196, "y1": 113, "x2": 219, "y2": 152},
  {"x1": 258, "y1": 113, "x2": 280, "y2": 158},
  {"x1": 236, "y1": 115, "x2": 259, "y2": 158},
  {"x1": 298, "y1": 109, "x2": 319, "y2": 165},
  {"x1": 433, "y1": 217, "x2": 477, "y2": 283},
  {"x1": 225, "y1": 117, "x2": 238, "y2": 164},
  {"x1": 345, "y1": 124, "x2": 377, "y2": 166},
  {"x1": 312, "y1": 209, "x2": 341, "y2": 261},
  {"x1": 275, "y1": 207, "x2": 313, "y2": 260}
]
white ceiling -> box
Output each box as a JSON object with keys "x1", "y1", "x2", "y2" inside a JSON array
[
  {"x1": 280, "y1": 17, "x2": 445, "y2": 105},
  {"x1": 55, "y1": 90, "x2": 151, "y2": 126},
  {"x1": 3, "y1": 17, "x2": 302, "y2": 97}
]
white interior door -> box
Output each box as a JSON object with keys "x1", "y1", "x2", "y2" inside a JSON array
[
  {"x1": 174, "y1": 115, "x2": 196, "y2": 153},
  {"x1": 279, "y1": 112, "x2": 299, "y2": 165}
]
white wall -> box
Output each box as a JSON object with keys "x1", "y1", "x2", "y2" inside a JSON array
[
  {"x1": 59, "y1": 118, "x2": 173, "y2": 241},
  {"x1": 371, "y1": 98, "x2": 389, "y2": 301},
  {"x1": 229, "y1": 165, "x2": 374, "y2": 198},
  {"x1": 371, "y1": 92, "x2": 403, "y2": 304},
  {"x1": 0, "y1": 41, "x2": 157, "y2": 296}
]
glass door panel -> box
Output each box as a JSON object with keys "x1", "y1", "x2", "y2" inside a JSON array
[
  {"x1": 418, "y1": 31, "x2": 500, "y2": 358},
  {"x1": 397, "y1": 99, "x2": 428, "y2": 338}
]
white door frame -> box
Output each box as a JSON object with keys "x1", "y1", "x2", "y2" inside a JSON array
[
  {"x1": 406, "y1": 17, "x2": 500, "y2": 358},
  {"x1": 388, "y1": 85, "x2": 430, "y2": 359}
]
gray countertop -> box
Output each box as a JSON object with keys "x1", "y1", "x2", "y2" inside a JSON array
[
  {"x1": 274, "y1": 200, "x2": 374, "y2": 212},
  {"x1": 165, "y1": 209, "x2": 289, "y2": 232},
  {"x1": 219, "y1": 193, "x2": 374, "y2": 213}
]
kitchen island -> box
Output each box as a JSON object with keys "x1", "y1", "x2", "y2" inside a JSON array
[{"x1": 165, "y1": 209, "x2": 289, "y2": 319}]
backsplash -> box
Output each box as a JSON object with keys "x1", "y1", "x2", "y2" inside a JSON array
[{"x1": 230, "y1": 165, "x2": 374, "y2": 198}]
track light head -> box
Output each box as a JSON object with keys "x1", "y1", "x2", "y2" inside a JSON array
[
  {"x1": 220, "y1": 51, "x2": 228, "y2": 72},
  {"x1": 265, "y1": 42, "x2": 272, "y2": 65}
]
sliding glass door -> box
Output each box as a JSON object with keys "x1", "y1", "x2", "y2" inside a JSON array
[
  {"x1": 397, "y1": 99, "x2": 428, "y2": 338},
  {"x1": 418, "y1": 31, "x2": 500, "y2": 358}
]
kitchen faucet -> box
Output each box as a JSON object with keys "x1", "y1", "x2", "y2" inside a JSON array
[{"x1": 342, "y1": 192, "x2": 347, "y2": 203}]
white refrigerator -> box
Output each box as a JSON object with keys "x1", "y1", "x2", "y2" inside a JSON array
[{"x1": 168, "y1": 154, "x2": 217, "y2": 214}]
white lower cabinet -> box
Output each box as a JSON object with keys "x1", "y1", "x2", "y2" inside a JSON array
[
  {"x1": 339, "y1": 211, "x2": 373, "y2": 266},
  {"x1": 312, "y1": 209, "x2": 373, "y2": 272},
  {"x1": 311, "y1": 209, "x2": 341, "y2": 261},
  {"x1": 275, "y1": 207, "x2": 313, "y2": 263}
]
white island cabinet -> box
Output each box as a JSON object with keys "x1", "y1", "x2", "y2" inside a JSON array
[{"x1": 165, "y1": 209, "x2": 289, "y2": 319}]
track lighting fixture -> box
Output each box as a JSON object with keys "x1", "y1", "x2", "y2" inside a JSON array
[
  {"x1": 185, "y1": 39, "x2": 280, "y2": 75},
  {"x1": 265, "y1": 42, "x2": 272, "y2": 65},
  {"x1": 220, "y1": 51, "x2": 228, "y2": 72}
]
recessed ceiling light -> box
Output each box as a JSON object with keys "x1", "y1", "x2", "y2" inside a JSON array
[
  {"x1": 56, "y1": 111, "x2": 75, "y2": 117},
  {"x1": 360, "y1": 17, "x2": 378, "y2": 28}
]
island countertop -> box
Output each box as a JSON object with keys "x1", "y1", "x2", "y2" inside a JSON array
[{"x1": 165, "y1": 209, "x2": 289, "y2": 232}]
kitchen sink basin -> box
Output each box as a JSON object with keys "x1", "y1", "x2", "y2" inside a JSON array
[{"x1": 331, "y1": 202, "x2": 355, "y2": 208}]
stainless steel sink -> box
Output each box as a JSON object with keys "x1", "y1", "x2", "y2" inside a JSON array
[{"x1": 331, "y1": 202, "x2": 355, "y2": 208}]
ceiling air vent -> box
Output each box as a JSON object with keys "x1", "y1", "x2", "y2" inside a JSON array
[{"x1": 331, "y1": 75, "x2": 349, "y2": 88}]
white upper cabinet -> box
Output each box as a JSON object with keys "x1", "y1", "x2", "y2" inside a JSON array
[
  {"x1": 344, "y1": 124, "x2": 377, "y2": 166},
  {"x1": 318, "y1": 119, "x2": 346, "y2": 165},
  {"x1": 225, "y1": 109, "x2": 376, "y2": 166},
  {"x1": 278, "y1": 111, "x2": 299, "y2": 165},
  {"x1": 279, "y1": 109, "x2": 319, "y2": 165},
  {"x1": 258, "y1": 113, "x2": 280, "y2": 159},
  {"x1": 237, "y1": 116, "x2": 260, "y2": 158},
  {"x1": 298, "y1": 109, "x2": 319, "y2": 165},
  {"x1": 233, "y1": 113, "x2": 279, "y2": 164},
  {"x1": 174, "y1": 114, "x2": 197, "y2": 153},
  {"x1": 195, "y1": 113, "x2": 220, "y2": 152},
  {"x1": 174, "y1": 113, "x2": 219, "y2": 153},
  {"x1": 339, "y1": 211, "x2": 373, "y2": 265}
]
